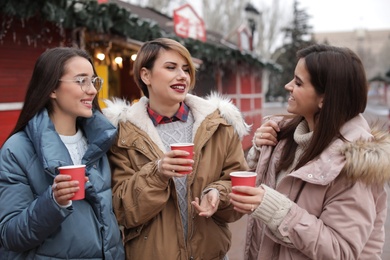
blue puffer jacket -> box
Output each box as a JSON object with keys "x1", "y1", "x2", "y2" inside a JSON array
[{"x1": 0, "y1": 109, "x2": 125, "y2": 259}]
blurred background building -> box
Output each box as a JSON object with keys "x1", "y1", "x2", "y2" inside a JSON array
[{"x1": 1, "y1": 0, "x2": 389, "y2": 148}]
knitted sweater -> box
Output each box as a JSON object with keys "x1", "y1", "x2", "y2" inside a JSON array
[
  {"x1": 156, "y1": 111, "x2": 195, "y2": 239},
  {"x1": 252, "y1": 120, "x2": 312, "y2": 243}
]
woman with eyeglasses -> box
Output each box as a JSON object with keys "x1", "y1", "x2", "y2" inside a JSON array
[{"x1": 0, "y1": 47, "x2": 125, "y2": 259}]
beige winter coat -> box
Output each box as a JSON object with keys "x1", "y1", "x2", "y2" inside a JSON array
[
  {"x1": 245, "y1": 114, "x2": 390, "y2": 260},
  {"x1": 103, "y1": 93, "x2": 250, "y2": 260}
]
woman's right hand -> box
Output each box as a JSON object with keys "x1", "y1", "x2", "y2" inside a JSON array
[
  {"x1": 253, "y1": 119, "x2": 280, "y2": 147},
  {"x1": 229, "y1": 186, "x2": 265, "y2": 214},
  {"x1": 157, "y1": 150, "x2": 194, "y2": 180},
  {"x1": 52, "y1": 174, "x2": 81, "y2": 206}
]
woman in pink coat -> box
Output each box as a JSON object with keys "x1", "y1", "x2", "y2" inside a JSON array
[{"x1": 229, "y1": 44, "x2": 390, "y2": 259}]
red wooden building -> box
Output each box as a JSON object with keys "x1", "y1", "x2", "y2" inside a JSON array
[
  {"x1": 0, "y1": 17, "x2": 72, "y2": 146},
  {"x1": 0, "y1": 1, "x2": 269, "y2": 150}
]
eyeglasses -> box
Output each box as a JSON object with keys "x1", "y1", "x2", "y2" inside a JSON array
[{"x1": 59, "y1": 76, "x2": 103, "y2": 92}]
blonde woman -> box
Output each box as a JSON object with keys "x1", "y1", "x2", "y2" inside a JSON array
[{"x1": 104, "y1": 38, "x2": 250, "y2": 260}]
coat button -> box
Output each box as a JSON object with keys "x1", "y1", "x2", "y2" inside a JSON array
[{"x1": 308, "y1": 174, "x2": 313, "y2": 178}]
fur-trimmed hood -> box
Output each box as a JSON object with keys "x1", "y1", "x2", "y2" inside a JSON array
[
  {"x1": 103, "y1": 92, "x2": 251, "y2": 140},
  {"x1": 294, "y1": 115, "x2": 390, "y2": 185},
  {"x1": 249, "y1": 114, "x2": 390, "y2": 186},
  {"x1": 340, "y1": 126, "x2": 390, "y2": 185}
]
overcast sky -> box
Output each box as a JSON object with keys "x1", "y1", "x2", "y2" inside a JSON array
[
  {"x1": 297, "y1": 0, "x2": 390, "y2": 32},
  {"x1": 124, "y1": 0, "x2": 390, "y2": 33},
  {"x1": 190, "y1": 0, "x2": 390, "y2": 33}
]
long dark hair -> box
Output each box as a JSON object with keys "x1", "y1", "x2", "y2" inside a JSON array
[
  {"x1": 277, "y1": 44, "x2": 368, "y2": 172},
  {"x1": 7, "y1": 47, "x2": 101, "y2": 139}
]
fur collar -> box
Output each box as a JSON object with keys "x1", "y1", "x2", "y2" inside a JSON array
[
  {"x1": 263, "y1": 114, "x2": 390, "y2": 185},
  {"x1": 103, "y1": 92, "x2": 251, "y2": 140},
  {"x1": 341, "y1": 127, "x2": 390, "y2": 185}
]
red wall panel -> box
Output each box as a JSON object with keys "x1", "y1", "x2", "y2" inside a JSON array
[
  {"x1": 221, "y1": 70, "x2": 237, "y2": 95},
  {"x1": 0, "y1": 17, "x2": 65, "y2": 102},
  {"x1": 240, "y1": 74, "x2": 252, "y2": 94},
  {"x1": 0, "y1": 16, "x2": 70, "y2": 147},
  {"x1": 0, "y1": 110, "x2": 20, "y2": 147}
]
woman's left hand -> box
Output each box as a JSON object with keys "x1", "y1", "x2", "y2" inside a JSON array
[
  {"x1": 229, "y1": 186, "x2": 265, "y2": 214},
  {"x1": 191, "y1": 189, "x2": 220, "y2": 218}
]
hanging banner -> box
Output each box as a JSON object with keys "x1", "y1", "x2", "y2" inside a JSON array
[{"x1": 173, "y1": 4, "x2": 206, "y2": 42}]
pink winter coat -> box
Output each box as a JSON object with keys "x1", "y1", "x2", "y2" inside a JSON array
[{"x1": 245, "y1": 114, "x2": 390, "y2": 260}]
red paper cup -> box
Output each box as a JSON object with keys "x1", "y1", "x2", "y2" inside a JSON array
[
  {"x1": 230, "y1": 171, "x2": 257, "y2": 195},
  {"x1": 58, "y1": 165, "x2": 86, "y2": 200},
  {"x1": 170, "y1": 143, "x2": 194, "y2": 174}
]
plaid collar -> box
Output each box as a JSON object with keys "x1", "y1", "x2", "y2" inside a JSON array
[{"x1": 147, "y1": 102, "x2": 189, "y2": 126}]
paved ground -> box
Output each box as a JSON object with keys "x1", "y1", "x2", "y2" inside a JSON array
[{"x1": 227, "y1": 102, "x2": 390, "y2": 259}]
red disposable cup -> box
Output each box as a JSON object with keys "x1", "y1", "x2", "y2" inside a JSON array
[
  {"x1": 230, "y1": 171, "x2": 257, "y2": 195},
  {"x1": 170, "y1": 143, "x2": 194, "y2": 174},
  {"x1": 58, "y1": 165, "x2": 86, "y2": 200}
]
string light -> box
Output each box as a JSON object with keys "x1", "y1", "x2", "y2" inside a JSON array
[
  {"x1": 96, "y1": 52, "x2": 105, "y2": 61},
  {"x1": 114, "y1": 56, "x2": 123, "y2": 68},
  {"x1": 114, "y1": 56, "x2": 123, "y2": 64}
]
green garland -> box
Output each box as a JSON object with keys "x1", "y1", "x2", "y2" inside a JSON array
[{"x1": 0, "y1": 0, "x2": 270, "y2": 70}]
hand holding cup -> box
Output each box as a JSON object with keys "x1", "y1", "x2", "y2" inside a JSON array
[
  {"x1": 169, "y1": 143, "x2": 194, "y2": 174},
  {"x1": 229, "y1": 171, "x2": 264, "y2": 214},
  {"x1": 230, "y1": 171, "x2": 257, "y2": 195},
  {"x1": 54, "y1": 165, "x2": 86, "y2": 202}
]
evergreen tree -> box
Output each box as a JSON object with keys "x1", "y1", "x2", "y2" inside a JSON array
[{"x1": 267, "y1": 0, "x2": 316, "y2": 102}]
